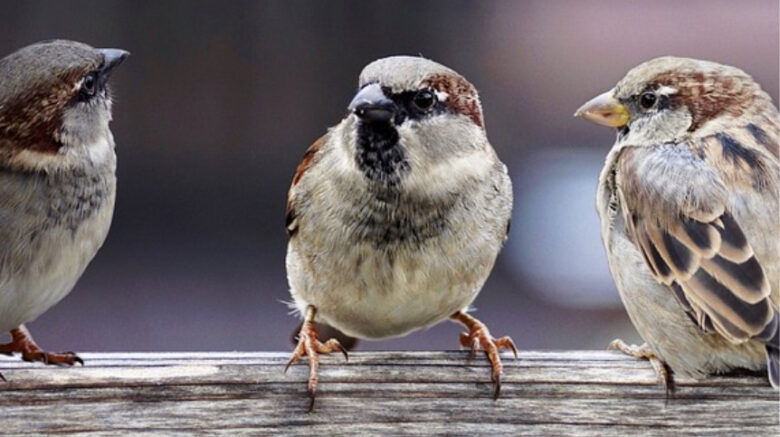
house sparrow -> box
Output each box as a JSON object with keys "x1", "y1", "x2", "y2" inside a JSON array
[
  {"x1": 576, "y1": 57, "x2": 779, "y2": 390},
  {"x1": 285, "y1": 56, "x2": 516, "y2": 407},
  {"x1": 0, "y1": 40, "x2": 128, "y2": 375}
]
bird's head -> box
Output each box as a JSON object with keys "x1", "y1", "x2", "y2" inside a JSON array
[
  {"x1": 575, "y1": 56, "x2": 773, "y2": 145},
  {"x1": 342, "y1": 56, "x2": 488, "y2": 187},
  {"x1": 0, "y1": 39, "x2": 129, "y2": 170}
]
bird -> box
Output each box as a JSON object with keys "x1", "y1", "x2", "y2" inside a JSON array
[
  {"x1": 284, "y1": 55, "x2": 516, "y2": 407},
  {"x1": 575, "y1": 56, "x2": 779, "y2": 390},
  {"x1": 0, "y1": 40, "x2": 128, "y2": 375}
]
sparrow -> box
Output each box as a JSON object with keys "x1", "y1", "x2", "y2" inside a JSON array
[
  {"x1": 284, "y1": 56, "x2": 516, "y2": 407},
  {"x1": 576, "y1": 56, "x2": 779, "y2": 390},
  {"x1": 0, "y1": 40, "x2": 128, "y2": 375}
]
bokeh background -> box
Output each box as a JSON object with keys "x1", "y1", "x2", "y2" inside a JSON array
[{"x1": 0, "y1": 0, "x2": 777, "y2": 352}]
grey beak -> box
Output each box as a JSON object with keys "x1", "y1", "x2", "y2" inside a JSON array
[
  {"x1": 97, "y1": 48, "x2": 130, "y2": 81},
  {"x1": 348, "y1": 83, "x2": 396, "y2": 124}
]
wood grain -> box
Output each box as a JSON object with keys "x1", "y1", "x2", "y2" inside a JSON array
[{"x1": 0, "y1": 351, "x2": 776, "y2": 435}]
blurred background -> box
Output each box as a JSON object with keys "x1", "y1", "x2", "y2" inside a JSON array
[{"x1": 0, "y1": 0, "x2": 777, "y2": 352}]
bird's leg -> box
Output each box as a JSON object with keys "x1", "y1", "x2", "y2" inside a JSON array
[
  {"x1": 451, "y1": 310, "x2": 518, "y2": 399},
  {"x1": 0, "y1": 325, "x2": 83, "y2": 366},
  {"x1": 285, "y1": 305, "x2": 348, "y2": 411},
  {"x1": 608, "y1": 339, "x2": 675, "y2": 393}
]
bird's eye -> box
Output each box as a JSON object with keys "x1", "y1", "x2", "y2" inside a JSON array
[
  {"x1": 639, "y1": 92, "x2": 657, "y2": 110},
  {"x1": 412, "y1": 89, "x2": 436, "y2": 111},
  {"x1": 79, "y1": 72, "x2": 98, "y2": 99}
]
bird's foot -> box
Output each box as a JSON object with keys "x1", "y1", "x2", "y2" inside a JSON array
[
  {"x1": 285, "y1": 306, "x2": 348, "y2": 411},
  {"x1": 0, "y1": 326, "x2": 83, "y2": 367},
  {"x1": 452, "y1": 311, "x2": 518, "y2": 399},
  {"x1": 608, "y1": 339, "x2": 674, "y2": 393}
]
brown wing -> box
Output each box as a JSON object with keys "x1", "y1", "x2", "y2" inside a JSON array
[
  {"x1": 286, "y1": 135, "x2": 326, "y2": 237},
  {"x1": 617, "y1": 136, "x2": 778, "y2": 347},
  {"x1": 629, "y1": 210, "x2": 776, "y2": 343}
]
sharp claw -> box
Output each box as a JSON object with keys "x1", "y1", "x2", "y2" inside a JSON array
[
  {"x1": 503, "y1": 337, "x2": 519, "y2": 359},
  {"x1": 73, "y1": 355, "x2": 84, "y2": 366},
  {"x1": 610, "y1": 339, "x2": 675, "y2": 392},
  {"x1": 287, "y1": 314, "x2": 346, "y2": 412},
  {"x1": 0, "y1": 372, "x2": 6, "y2": 382},
  {"x1": 452, "y1": 313, "x2": 516, "y2": 400},
  {"x1": 307, "y1": 390, "x2": 316, "y2": 413}
]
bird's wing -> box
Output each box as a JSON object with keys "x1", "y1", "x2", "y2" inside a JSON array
[
  {"x1": 285, "y1": 135, "x2": 327, "y2": 237},
  {"x1": 616, "y1": 132, "x2": 778, "y2": 349}
]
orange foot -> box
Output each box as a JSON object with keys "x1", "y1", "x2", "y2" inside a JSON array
[
  {"x1": 0, "y1": 325, "x2": 83, "y2": 371},
  {"x1": 285, "y1": 306, "x2": 348, "y2": 411},
  {"x1": 451, "y1": 311, "x2": 518, "y2": 399}
]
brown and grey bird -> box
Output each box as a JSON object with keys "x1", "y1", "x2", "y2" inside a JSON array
[
  {"x1": 0, "y1": 40, "x2": 128, "y2": 372},
  {"x1": 284, "y1": 56, "x2": 516, "y2": 407},
  {"x1": 576, "y1": 56, "x2": 779, "y2": 389}
]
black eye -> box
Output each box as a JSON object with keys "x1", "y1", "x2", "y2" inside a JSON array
[
  {"x1": 79, "y1": 72, "x2": 98, "y2": 99},
  {"x1": 639, "y1": 92, "x2": 657, "y2": 110},
  {"x1": 412, "y1": 89, "x2": 436, "y2": 111}
]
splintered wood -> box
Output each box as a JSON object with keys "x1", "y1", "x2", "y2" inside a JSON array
[{"x1": 0, "y1": 351, "x2": 776, "y2": 435}]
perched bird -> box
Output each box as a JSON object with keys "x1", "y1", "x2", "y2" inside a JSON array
[
  {"x1": 0, "y1": 40, "x2": 128, "y2": 374},
  {"x1": 285, "y1": 56, "x2": 516, "y2": 406},
  {"x1": 576, "y1": 57, "x2": 779, "y2": 390}
]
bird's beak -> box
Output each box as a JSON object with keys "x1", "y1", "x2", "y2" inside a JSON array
[
  {"x1": 574, "y1": 89, "x2": 629, "y2": 128},
  {"x1": 348, "y1": 83, "x2": 396, "y2": 123},
  {"x1": 97, "y1": 48, "x2": 130, "y2": 82}
]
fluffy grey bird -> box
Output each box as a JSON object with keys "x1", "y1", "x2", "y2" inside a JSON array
[
  {"x1": 0, "y1": 40, "x2": 128, "y2": 371},
  {"x1": 285, "y1": 56, "x2": 516, "y2": 406},
  {"x1": 576, "y1": 57, "x2": 779, "y2": 389}
]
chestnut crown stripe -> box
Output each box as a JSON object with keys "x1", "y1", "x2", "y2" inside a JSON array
[
  {"x1": 650, "y1": 71, "x2": 758, "y2": 132},
  {"x1": 424, "y1": 73, "x2": 484, "y2": 129}
]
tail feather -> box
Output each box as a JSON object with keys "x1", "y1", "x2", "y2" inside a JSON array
[
  {"x1": 759, "y1": 309, "x2": 779, "y2": 389},
  {"x1": 766, "y1": 346, "x2": 778, "y2": 389}
]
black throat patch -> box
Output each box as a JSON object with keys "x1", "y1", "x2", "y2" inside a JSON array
[{"x1": 355, "y1": 122, "x2": 409, "y2": 186}]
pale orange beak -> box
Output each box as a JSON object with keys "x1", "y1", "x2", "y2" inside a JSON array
[{"x1": 574, "y1": 90, "x2": 630, "y2": 128}]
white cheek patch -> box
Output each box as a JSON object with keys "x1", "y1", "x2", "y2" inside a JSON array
[
  {"x1": 82, "y1": 133, "x2": 114, "y2": 166},
  {"x1": 404, "y1": 147, "x2": 494, "y2": 196}
]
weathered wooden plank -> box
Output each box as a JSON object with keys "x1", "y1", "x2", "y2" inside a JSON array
[{"x1": 0, "y1": 351, "x2": 777, "y2": 435}]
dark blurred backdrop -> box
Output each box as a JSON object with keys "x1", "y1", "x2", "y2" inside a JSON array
[{"x1": 0, "y1": 0, "x2": 777, "y2": 352}]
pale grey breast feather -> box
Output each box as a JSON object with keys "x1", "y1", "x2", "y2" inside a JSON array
[
  {"x1": 0, "y1": 165, "x2": 115, "y2": 272},
  {"x1": 340, "y1": 185, "x2": 460, "y2": 248},
  {"x1": 618, "y1": 144, "x2": 729, "y2": 224}
]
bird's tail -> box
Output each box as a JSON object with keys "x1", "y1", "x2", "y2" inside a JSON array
[
  {"x1": 763, "y1": 311, "x2": 779, "y2": 389},
  {"x1": 766, "y1": 346, "x2": 778, "y2": 389}
]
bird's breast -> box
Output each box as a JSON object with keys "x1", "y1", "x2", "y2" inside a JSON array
[
  {"x1": 344, "y1": 188, "x2": 458, "y2": 248},
  {"x1": 0, "y1": 167, "x2": 116, "y2": 331}
]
